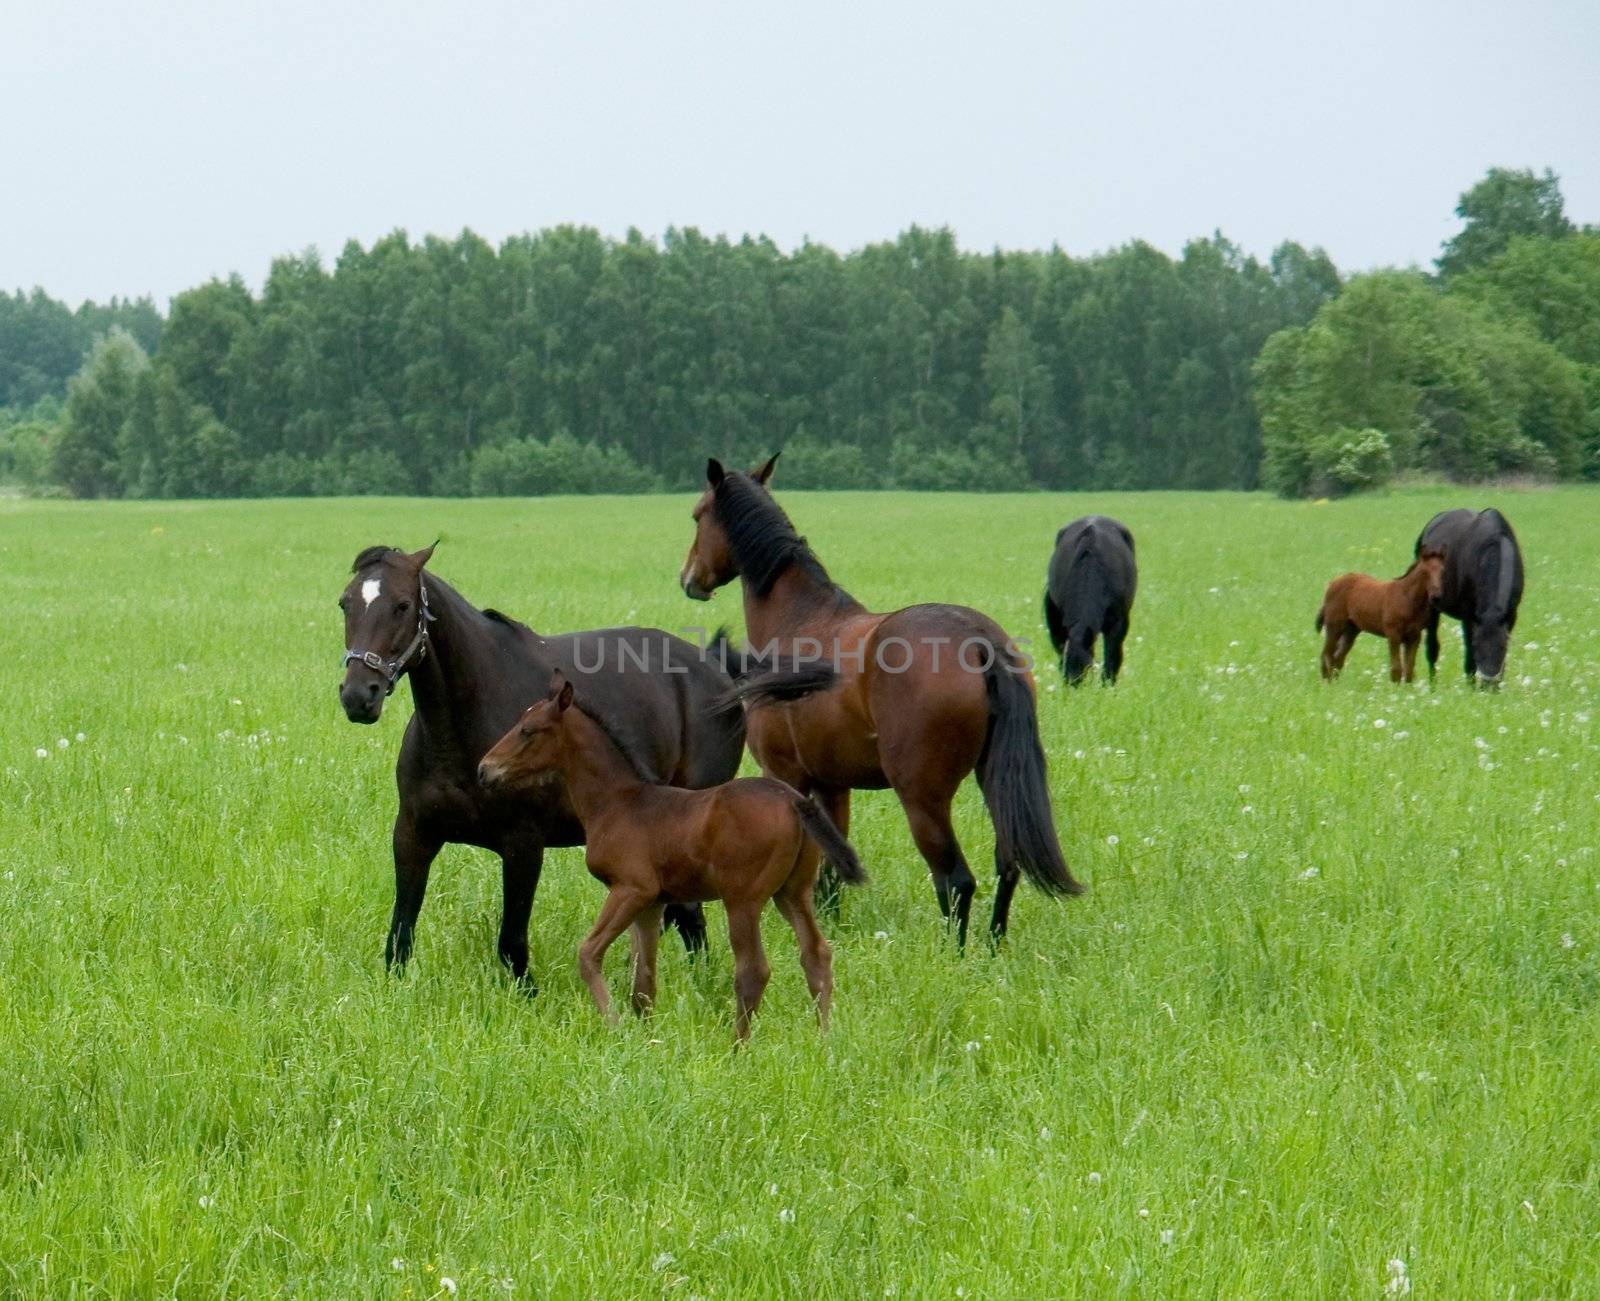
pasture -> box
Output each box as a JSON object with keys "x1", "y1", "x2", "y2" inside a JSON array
[{"x1": 2, "y1": 486, "x2": 1598, "y2": 1296}]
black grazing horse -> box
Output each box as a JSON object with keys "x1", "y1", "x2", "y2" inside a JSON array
[
  {"x1": 337, "y1": 543, "x2": 745, "y2": 983},
  {"x1": 1044, "y1": 516, "x2": 1138, "y2": 684},
  {"x1": 1414, "y1": 508, "x2": 1525, "y2": 686}
]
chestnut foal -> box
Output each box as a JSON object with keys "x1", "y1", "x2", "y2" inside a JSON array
[
  {"x1": 1316, "y1": 549, "x2": 1445, "y2": 682},
  {"x1": 478, "y1": 673, "x2": 866, "y2": 1040}
]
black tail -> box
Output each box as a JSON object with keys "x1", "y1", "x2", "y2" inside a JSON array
[
  {"x1": 793, "y1": 794, "x2": 868, "y2": 886},
  {"x1": 1314, "y1": 608, "x2": 1325, "y2": 633},
  {"x1": 715, "y1": 661, "x2": 839, "y2": 713},
  {"x1": 978, "y1": 650, "x2": 1083, "y2": 896}
]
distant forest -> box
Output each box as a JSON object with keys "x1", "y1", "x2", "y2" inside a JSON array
[{"x1": 3, "y1": 167, "x2": 1596, "y2": 499}]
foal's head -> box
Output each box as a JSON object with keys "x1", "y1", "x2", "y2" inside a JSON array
[
  {"x1": 679, "y1": 454, "x2": 778, "y2": 600},
  {"x1": 1415, "y1": 547, "x2": 1446, "y2": 604},
  {"x1": 337, "y1": 542, "x2": 436, "y2": 724},
  {"x1": 477, "y1": 673, "x2": 575, "y2": 790}
]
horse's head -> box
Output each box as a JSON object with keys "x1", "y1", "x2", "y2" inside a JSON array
[
  {"x1": 1472, "y1": 621, "x2": 1511, "y2": 687},
  {"x1": 1418, "y1": 547, "x2": 1446, "y2": 603},
  {"x1": 478, "y1": 672, "x2": 574, "y2": 790},
  {"x1": 338, "y1": 542, "x2": 437, "y2": 724},
  {"x1": 680, "y1": 453, "x2": 778, "y2": 600}
]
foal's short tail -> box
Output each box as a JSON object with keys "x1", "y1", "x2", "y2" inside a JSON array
[
  {"x1": 979, "y1": 649, "x2": 1084, "y2": 897},
  {"x1": 793, "y1": 794, "x2": 868, "y2": 886},
  {"x1": 1314, "y1": 607, "x2": 1325, "y2": 633}
]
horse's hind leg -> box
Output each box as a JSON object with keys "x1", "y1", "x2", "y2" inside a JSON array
[
  {"x1": 497, "y1": 835, "x2": 545, "y2": 987},
  {"x1": 726, "y1": 902, "x2": 772, "y2": 1042},
  {"x1": 578, "y1": 887, "x2": 651, "y2": 1026},
  {"x1": 663, "y1": 902, "x2": 708, "y2": 956},
  {"x1": 1424, "y1": 610, "x2": 1441, "y2": 680},
  {"x1": 899, "y1": 791, "x2": 977, "y2": 948},
  {"x1": 774, "y1": 885, "x2": 834, "y2": 1029},
  {"x1": 1102, "y1": 612, "x2": 1128, "y2": 685},
  {"x1": 630, "y1": 903, "x2": 665, "y2": 1014},
  {"x1": 811, "y1": 787, "x2": 848, "y2": 919},
  {"x1": 990, "y1": 848, "x2": 1022, "y2": 944},
  {"x1": 1320, "y1": 624, "x2": 1343, "y2": 679}
]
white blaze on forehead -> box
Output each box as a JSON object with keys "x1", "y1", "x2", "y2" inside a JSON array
[{"x1": 361, "y1": 578, "x2": 382, "y2": 608}]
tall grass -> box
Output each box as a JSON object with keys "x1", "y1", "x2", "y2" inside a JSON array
[{"x1": 1, "y1": 487, "x2": 1596, "y2": 1296}]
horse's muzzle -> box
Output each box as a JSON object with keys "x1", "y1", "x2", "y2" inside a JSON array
[
  {"x1": 340, "y1": 675, "x2": 385, "y2": 723},
  {"x1": 478, "y1": 759, "x2": 504, "y2": 788},
  {"x1": 1475, "y1": 671, "x2": 1504, "y2": 690},
  {"x1": 680, "y1": 570, "x2": 712, "y2": 601}
]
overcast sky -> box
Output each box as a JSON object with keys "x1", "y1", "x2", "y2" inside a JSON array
[{"x1": 5, "y1": 0, "x2": 1597, "y2": 308}]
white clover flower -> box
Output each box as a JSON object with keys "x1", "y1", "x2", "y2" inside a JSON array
[
  {"x1": 1086, "y1": 1171, "x2": 1102, "y2": 1186},
  {"x1": 391, "y1": 1258, "x2": 405, "y2": 1272},
  {"x1": 440, "y1": 1278, "x2": 457, "y2": 1296},
  {"x1": 1160, "y1": 1228, "x2": 1175, "y2": 1245},
  {"x1": 964, "y1": 1040, "x2": 981, "y2": 1052},
  {"x1": 198, "y1": 1195, "x2": 212, "y2": 1209},
  {"x1": 1106, "y1": 834, "x2": 1120, "y2": 847},
  {"x1": 34, "y1": 748, "x2": 48, "y2": 759},
  {"x1": 56, "y1": 737, "x2": 69, "y2": 750},
  {"x1": 1386, "y1": 1258, "x2": 1410, "y2": 1296},
  {"x1": 1561, "y1": 933, "x2": 1575, "y2": 950},
  {"x1": 1373, "y1": 718, "x2": 1387, "y2": 729},
  {"x1": 768, "y1": 1183, "x2": 779, "y2": 1196},
  {"x1": 1039, "y1": 1126, "x2": 1052, "y2": 1141},
  {"x1": 652, "y1": 1252, "x2": 676, "y2": 1272},
  {"x1": 1299, "y1": 866, "x2": 1320, "y2": 881},
  {"x1": 778, "y1": 1208, "x2": 795, "y2": 1224},
  {"x1": 874, "y1": 931, "x2": 889, "y2": 941},
  {"x1": 75, "y1": 732, "x2": 86, "y2": 742},
  {"x1": 1138, "y1": 1207, "x2": 1149, "y2": 1219}
]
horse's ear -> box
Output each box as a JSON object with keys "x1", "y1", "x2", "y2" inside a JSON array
[
  {"x1": 706, "y1": 458, "x2": 725, "y2": 488},
  {"x1": 753, "y1": 452, "x2": 780, "y2": 486},
  {"x1": 555, "y1": 676, "x2": 575, "y2": 712},
  {"x1": 409, "y1": 540, "x2": 438, "y2": 571}
]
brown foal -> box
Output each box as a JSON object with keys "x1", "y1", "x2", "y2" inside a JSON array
[
  {"x1": 478, "y1": 673, "x2": 866, "y2": 1041},
  {"x1": 1316, "y1": 549, "x2": 1445, "y2": 682}
]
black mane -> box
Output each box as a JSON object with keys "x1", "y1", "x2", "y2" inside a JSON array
[
  {"x1": 713, "y1": 472, "x2": 854, "y2": 607},
  {"x1": 351, "y1": 544, "x2": 399, "y2": 573}
]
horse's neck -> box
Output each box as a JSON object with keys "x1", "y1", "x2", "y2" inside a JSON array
[
  {"x1": 743, "y1": 564, "x2": 856, "y2": 644},
  {"x1": 557, "y1": 708, "x2": 646, "y2": 822},
  {"x1": 1397, "y1": 565, "x2": 1432, "y2": 604},
  {"x1": 405, "y1": 587, "x2": 506, "y2": 757}
]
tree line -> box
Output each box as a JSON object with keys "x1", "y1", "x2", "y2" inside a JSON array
[{"x1": 3, "y1": 167, "x2": 1594, "y2": 499}]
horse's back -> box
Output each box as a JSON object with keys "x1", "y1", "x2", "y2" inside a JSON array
[
  {"x1": 1418, "y1": 507, "x2": 1523, "y2": 623},
  {"x1": 1047, "y1": 515, "x2": 1136, "y2": 634},
  {"x1": 549, "y1": 626, "x2": 745, "y2": 788}
]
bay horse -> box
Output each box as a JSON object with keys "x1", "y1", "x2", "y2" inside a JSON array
[
  {"x1": 478, "y1": 672, "x2": 866, "y2": 1041},
  {"x1": 1316, "y1": 550, "x2": 1445, "y2": 682},
  {"x1": 679, "y1": 455, "x2": 1082, "y2": 947},
  {"x1": 1414, "y1": 508, "x2": 1525, "y2": 686},
  {"x1": 1044, "y1": 515, "x2": 1137, "y2": 684},
  {"x1": 337, "y1": 543, "x2": 745, "y2": 984}
]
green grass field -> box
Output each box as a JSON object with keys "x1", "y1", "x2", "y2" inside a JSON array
[{"x1": 2, "y1": 486, "x2": 1597, "y2": 1297}]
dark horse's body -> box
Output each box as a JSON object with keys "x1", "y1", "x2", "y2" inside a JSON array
[
  {"x1": 338, "y1": 544, "x2": 745, "y2": 981},
  {"x1": 680, "y1": 457, "x2": 1081, "y2": 947},
  {"x1": 1414, "y1": 508, "x2": 1524, "y2": 685},
  {"x1": 1044, "y1": 515, "x2": 1137, "y2": 683}
]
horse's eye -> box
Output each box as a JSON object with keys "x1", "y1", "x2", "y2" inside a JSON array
[{"x1": 395, "y1": 600, "x2": 411, "y2": 615}]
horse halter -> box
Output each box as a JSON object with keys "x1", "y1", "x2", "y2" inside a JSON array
[{"x1": 342, "y1": 576, "x2": 437, "y2": 695}]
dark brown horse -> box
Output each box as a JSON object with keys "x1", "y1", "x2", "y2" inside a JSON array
[
  {"x1": 1316, "y1": 550, "x2": 1445, "y2": 682},
  {"x1": 479, "y1": 672, "x2": 866, "y2": 1040},
  {"x1": 1415, "y1": 507, "x2": 1525, "y2": 686},
  {"x1": 337, "y1": 543, "x2": 745, "y2": 984},
  {"x1": 679, "y1": 456, "x2": 1081, "y2": 947}
]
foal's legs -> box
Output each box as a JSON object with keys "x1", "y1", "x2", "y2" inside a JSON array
[
  {"x1": 774, "y1": 884, "x2": 835, "y2": 1029},
  {"x1": 1401, "y1": 634, "x2": 1420, "y2": 682},
  {"x1": 630, "y1": 902, "x2": 665, "y2": 1014},
  {"x1": 1386, "y1": 634, "x2": 1404, "y2": 682},
  {"x1": 1320, "y1": 623, "x2": 1346, "y2": 679},
  {"x1": 725, "y1": 902, "x2": 772, "y2": 1042},
  {"x1": 577, "y1": 887, "x2": 653, "y2": 1025}
]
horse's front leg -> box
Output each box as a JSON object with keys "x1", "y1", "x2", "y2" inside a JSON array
[
  {"x1": 387, "y1": 810, "x2": 442, "y2": 973},
  {"x1": 1462, "y1": 623, "x2": 1477, "y2": 680},
  {"x1": 1424, "y1": 610, "x2": 1442, "y2": 680},
  {"x1": 498, "y1": 835, "x2": 545, "y2": 989},
  {"x1": 1386, "y1": 634, "x2": 1404, "y2": 682},
  {"x1": 1401, "y1": 635, "x2": 1420, "y2": 683}
]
